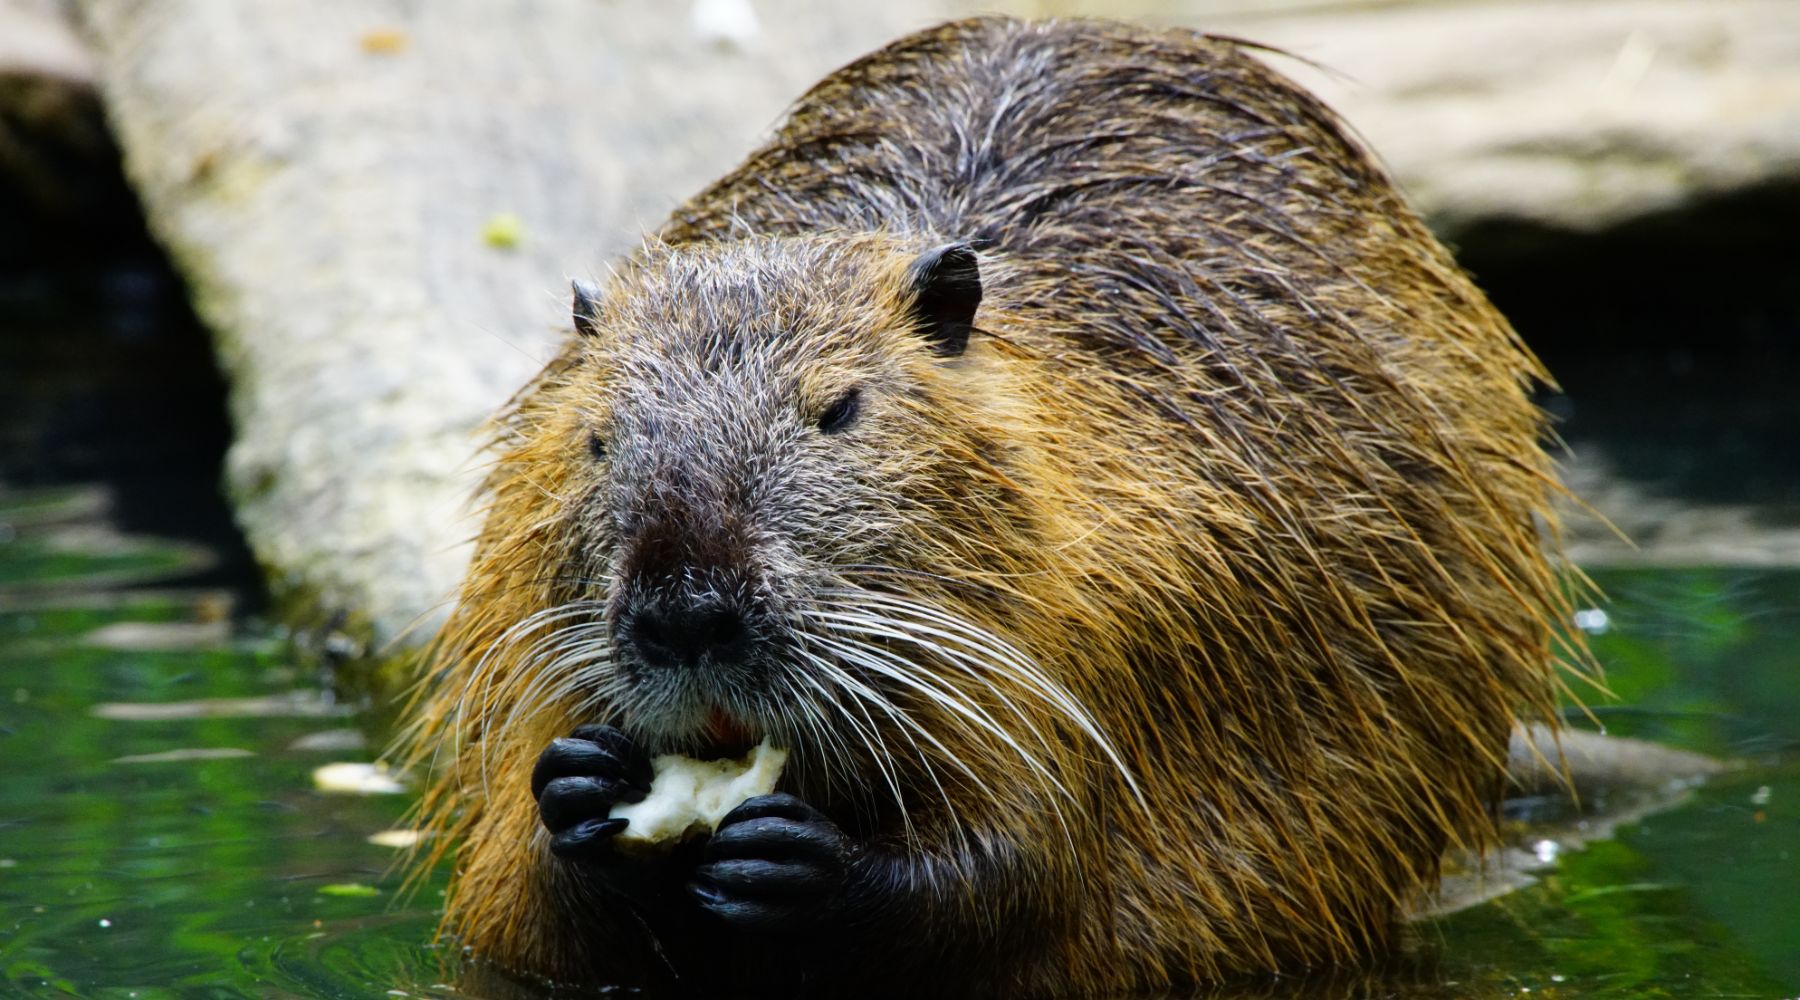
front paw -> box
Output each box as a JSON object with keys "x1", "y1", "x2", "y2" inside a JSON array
[
  {"x1": 531, "y1": 723, "x2": 653, "y2": 859},
  {"x1": 689, "y1": 793, "x2": 852, "y2": 932}
]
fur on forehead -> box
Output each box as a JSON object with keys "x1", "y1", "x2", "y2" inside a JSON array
[{"x1": 583, "y1": 233, "x2": 932, "y2": 366}]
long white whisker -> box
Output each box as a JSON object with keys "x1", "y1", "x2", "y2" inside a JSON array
[
  {"x1": 484, "y1": 621, "x2": 612, "y2": 791},
  {"x1": 809, "y1": 610, "x2": 1063, "y2": 777},
  {"x1": 807, "y1": 646, "x2": 970, "y2": 857},
  {"x1": 817, "y1": 589, "x2": 1145, "y2": 807},
  {"x1": 777, "y1": 671, "x2": 843, "y2": 801},
  {"x1": 793, "y1": 643, "x2": 930, "y2": 847},
  {"x1": 458, "y1": 602, "x2": 609, "y2": 797},
  {"x1": 792, "y1": 660, "x2": 893, "y2": 818},
  {"x1": 808, "y1": 631, "x2": 1068, "y2": 803},
  {"x1": 807, "y1": 616, "x2": 1074, "y2": 802},
  {"x1": 811, "y1": 632, "x2": 1063, "y2": 858},
  {"x1": 793, "y1": 643, "x2": 908, "y2": 785}
]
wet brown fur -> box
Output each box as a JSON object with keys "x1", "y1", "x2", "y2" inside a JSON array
[{"x1": 402, "y1": 17, "x2": 1577, "y2": 996}]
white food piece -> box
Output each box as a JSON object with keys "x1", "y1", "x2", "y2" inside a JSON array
[{"x1": 609, "y1": 740, "x2": 787, "y2": 848}]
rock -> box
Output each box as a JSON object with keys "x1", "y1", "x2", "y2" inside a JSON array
[
  {"x1": 1558, "y1": 453, "x2": 1800, "y2": 568},
  {"x1": 1507, "y1": 722, "x2": 1726, "y2": 799},
  {"x1": 1185, "y1": 0, "x2": 1800, "y2": 239},
  {"x1": 1413, "y1": 725, "x2": 1729, "y2": 919},
  {"x1": 63, "y1": 0, "x2": 1800, "y2": 645}
]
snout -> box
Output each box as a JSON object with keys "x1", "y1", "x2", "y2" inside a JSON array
[
  {"x1": 618, "y1": 598, "x2": 754, "y2": 671},
  {"x1": 611, "y1": 463, "x2": 782, "y2": 682}
]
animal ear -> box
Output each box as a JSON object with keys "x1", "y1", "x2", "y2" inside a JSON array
[
  {"x1": 904, "y1": 243, "x2": 982, "y2": 357},
  {"x1": 572, "y1": 279, "x2": 603, "y2": 338}
]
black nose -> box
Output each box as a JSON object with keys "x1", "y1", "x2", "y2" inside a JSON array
[{"x1": 622, "y1": 602, "x2": 751, "y2": 670}]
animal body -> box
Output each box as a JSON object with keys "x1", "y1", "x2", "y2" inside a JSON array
[{"x1": 404, "y1": 16, "x2": 1573, "y2": 997}]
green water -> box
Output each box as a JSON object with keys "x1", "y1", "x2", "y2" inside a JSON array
[
  {"x1": 0, "y1": 490, "x2": 451, "y2": 997},
  {"x1": 1, "y1": 488, "x2": 1796, "y2": 998}
]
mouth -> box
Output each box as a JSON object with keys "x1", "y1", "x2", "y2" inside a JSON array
[
  {"x1": 700, "y1": 705, "x2": 759, "y2": 759},
  {"x1": 616, "y1": 699, "x2": 765, "y2": 759}
]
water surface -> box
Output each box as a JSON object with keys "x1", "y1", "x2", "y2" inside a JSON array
[{"x1": 1, "y1": 487, "x2": 1795, "y2": 998}]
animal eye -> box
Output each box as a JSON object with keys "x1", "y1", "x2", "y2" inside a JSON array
[
  {"x1": 816, "y1": 388, "x2": 861, "y2": 435},
  {"x1": 587, "y1": 432, "x2": 607, "y2": 462}
]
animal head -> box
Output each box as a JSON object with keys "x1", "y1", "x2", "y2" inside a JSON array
[
  {"x1": 562, "y1": 235, "x2": 989, "y2": 738},
  {"x1": 439, "y1": 234, "x2": 1119, "y2": 830}
]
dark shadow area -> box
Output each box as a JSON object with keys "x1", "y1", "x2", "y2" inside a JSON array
[
  {"x1": 1456, "y1": 180, "x2": 1800, "y2": 523},
  {"x1": 0, "y1": 83, "x2": 259, "y2": 594}
]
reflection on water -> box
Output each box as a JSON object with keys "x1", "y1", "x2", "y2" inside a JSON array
[
  {"x1": 1, "y1": 488, "x2": 1795, "y2": 998},
  {"x1": 0, "y1": 489, "x2": 452, "y2": 997}
]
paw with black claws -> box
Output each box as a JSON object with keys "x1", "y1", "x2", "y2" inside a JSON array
[
  {"x1": 531, "y1": 724, "x2": 654, "y2": 860},
  {"x1": 689, "y1": 793, "x2": 853, "y2": 932}
]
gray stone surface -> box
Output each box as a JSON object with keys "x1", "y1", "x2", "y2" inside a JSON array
[
  {"x1": 1020, "y1": 0, "x2": 1800, "y2": 237},
  {"x1": 1559, "y1": 454, "x2": 1800, "y2": 569},
  {"x1": 55, "y1": 0, "x2": 1800, "y2": 645}
]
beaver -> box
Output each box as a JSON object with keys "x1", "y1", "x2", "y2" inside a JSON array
[{"x1": 402, "y1": 16, "x2": 1575, "y2": 997}]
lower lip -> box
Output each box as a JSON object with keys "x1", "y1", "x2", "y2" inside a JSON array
[{"x1": 704, "y1": 707, "x2": 756, "y2": 756}]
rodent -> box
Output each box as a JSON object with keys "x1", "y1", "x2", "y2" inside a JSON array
[{"x1": 402, "y1": 16, "x2": 1572, "y2": 997}]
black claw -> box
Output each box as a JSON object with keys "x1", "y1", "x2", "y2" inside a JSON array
[
  {"x1": 706, "y1": 815, "x2": 845, "y2": 865},
  {"x1": 550, "y1": 816, "x2": 629, "y2": 859},
  {"x1": 531, "y1": 731, "x2": 651, "y2": 801},
  {"x1": 539, "y1": 775, "x2": 645, "y2": 833},
  {"x1": 568, "y1": 723, "x2": 632, "y2": 754},
  {"x1": 690, "y1": 792, "x2": 852, "y2": 932},
  {"x1": 700, "y1": 858, "x2": 837, "y2": 898},
  {"x1": 528, "y1": 725, "x2": 686, "y2": 910},
  {"x1": 688, "y1": 877, "x2": 728, "y2": 911},
  {"x1": 531, "y1": 725, "x2": 651, "y2": 855},
  {"x1": 689, "y1": 880, "x2": 802, "y2": 931}
]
